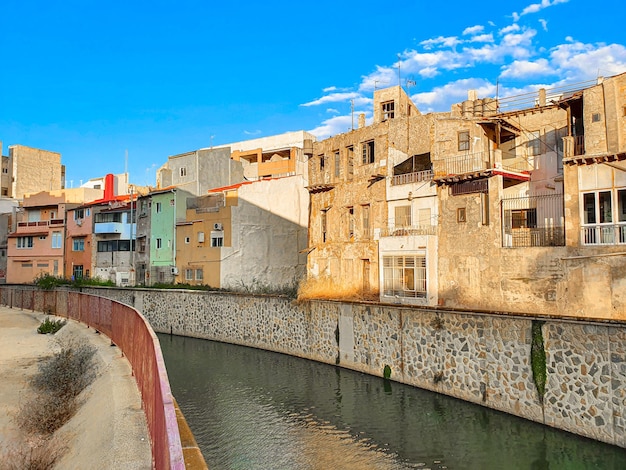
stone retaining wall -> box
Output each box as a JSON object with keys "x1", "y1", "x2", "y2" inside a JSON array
[{"x1": 81, "y1": 286, "x2": 626, "y2": 448}]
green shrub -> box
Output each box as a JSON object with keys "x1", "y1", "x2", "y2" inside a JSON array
[
  {"x1": 37, "y1": 317, "x2": 66, "y2": 335},
  {"x1": 531, "y1": 320, "x2": 547, "y2": 403}
]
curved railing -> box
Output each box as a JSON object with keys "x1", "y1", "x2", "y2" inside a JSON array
[{"x1": 0, "y1": 286, "x2": 185, "y2": 470}]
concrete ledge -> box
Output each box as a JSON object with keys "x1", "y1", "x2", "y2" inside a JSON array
[{"x1": 174, "y1": 398, "x2": 208, "y2": 469}]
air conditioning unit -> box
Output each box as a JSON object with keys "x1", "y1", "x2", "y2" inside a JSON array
[
  {"x1": 171, "y1": 267, "x2": 179, "y2": 275},
  {"x1": 213, "y1": 222, "x2": 223, "y2": 231},
  {"x1": 76, "y1": 219, "x2": 82, "y2": 226}
]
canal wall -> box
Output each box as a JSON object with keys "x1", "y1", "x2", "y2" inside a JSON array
[{"x1": 74, "y1": 286, "x2": 626, "y2": 449}]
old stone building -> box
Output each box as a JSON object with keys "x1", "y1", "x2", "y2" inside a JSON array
[
  {"x1": 4, "y1": 144, "x2": 65, "y2": 199},
  {"x1": 308, "y1": 86, "x2": 435, "y2": 295}
]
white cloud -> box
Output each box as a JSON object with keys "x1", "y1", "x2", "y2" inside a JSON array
[
  {"x1": 539, "y1": 19, "x2": 548, "y2": 31},
  {"x1": 308, "y1": 114, "x2": 367, "y2": 140},
  {"x1": 463, "y1": 25, "x2": 484, "y2": 36},
  {"x1": 470, "y1": 34, "x2": 494, "y2": 43},
  {"x1": 322, "y1": 86, "x2": 337, "y2": 92},
  {"x1": 500, "y1": 58, "x2": 552, "y2": 79},
  {"x1": 420, "y1": 36, "x2": 462, "y2": 50},
  {"x1": 301, "y1": 92, "x2": 366, "y2": 107},
  {"x1": 326, "y1": 108, "x2": 340, "y2": 114},
  {"x1": 549, "y1": 41, "x2": 626, "y2": 80},
  {"x1": 513, "y1": 0, "x2": 569, "y2": 20},
  {"x1": 411, "y1": 78, "x2": 496, "y2": 112},
  {"x1": 499, "y1": 24, "x2": 521, "y2": 35},
  {"x1": 243, "y1": 129, "x2": 262, "y2": 135},
  {"x1": 419, "y1": 67, "x2": 439, "y2": 78}
]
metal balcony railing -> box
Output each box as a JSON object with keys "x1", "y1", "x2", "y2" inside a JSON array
[
  {"x1": 391, "y1": 170, "x2": 434, "y2": 186},
  {"x1": 434, "y1": 152, "x2": 489, "y2": 177},
  {"x1": 379, "y1": 225, "x2": 437, "y2": 237}
]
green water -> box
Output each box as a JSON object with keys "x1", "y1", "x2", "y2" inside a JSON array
[{"x1": 159, "y1": 334, "x2": 626, "y2": 470}]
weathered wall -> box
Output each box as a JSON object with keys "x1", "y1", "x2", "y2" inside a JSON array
[{"x1": 81, "y1": 286, "x2": 626, "y2": 448}]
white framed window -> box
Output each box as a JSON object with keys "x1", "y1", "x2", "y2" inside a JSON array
[
  {"x1": 211, "y1": 233, "x2": 223, "y2": 247},
  {"x1": 17, "y1": 236, "x2": 33, "y2": 249},
  {"x1": 185, "y1": 236, "x2": 190, "y2": 244},
  {"x1": 51, "y1": 232, "x2": 62, "y2": 249},
  {"x1": 195, "y1": 269, "x2": 203, "y2": 281},
  {"x1": 581, "y1": 189, "x2": 626, "y2": 245},
  {"x1": 381, "y1": 100, "x2": 395, "y2": 120},
  {"x1": 382, "y1": 254, "x2": 427, "y2": 299},
  {"x1": 155, "y1": 202, "x2": 162, "y2": 213},
  {"x1": 185, "y1": 268, "x2": 193, "y2": 281}
]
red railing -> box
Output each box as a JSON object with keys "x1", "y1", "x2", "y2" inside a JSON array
[{"x1": 0, "y1": 287, "x2": 184, "y2": 470}]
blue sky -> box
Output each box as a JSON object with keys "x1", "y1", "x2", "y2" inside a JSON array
[{"x1": 1, "y1": 0, "x2": 625, "y2": 187}]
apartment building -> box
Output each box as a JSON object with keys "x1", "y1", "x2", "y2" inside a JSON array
[
  {"x1": 135, "y1": 187, "x2": 193, "y2": 285},
  {"x1": 7, "y1": 187, "x2": 102, "y2": 283},
  {"x1": 4, "y1": 144, "x2": 65, "y2": 199},
  {"x1": 308, "y1": 86, "x2": 432, "y2": 295}
]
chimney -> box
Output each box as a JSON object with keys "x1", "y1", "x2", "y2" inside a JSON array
[
  {"x1": 358, "y1": 113, "x2": 366, "y2": 129},
  {"x1": 104, "y1": 174, "x2": 115, "y2": 201}
]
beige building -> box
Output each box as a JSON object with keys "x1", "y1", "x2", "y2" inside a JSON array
[
  {"x1": 5, "y1": 145, "x2": 65, "y2": 200},
  {"x1": 307, "y1": 86, "x2": 432, "y2": 295}
]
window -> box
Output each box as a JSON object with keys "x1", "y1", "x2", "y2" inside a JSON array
[
  {"x1": 362, "y1": 204, "x2": 370, "y2": 238},
  {"x1": 417, "y1": 208, "x2": 431, "y2": 226},
  {"x1": 592, "y1": 113, "x2": 602, "y2": 122},
  {"x1": 362, "y1": 140, "x2": 375, "y2": 164},
  {"x1": 74, "y1": 209, "x2": 85, "y2": 220},
  {"x1": 72, "y1": 238, "x2": 85, "y2": 251},
  {"x1": 334, "y1": 150, "x2": 340, "y2": 178},
  {"x1": 97, "y1": 240, "x2": 133, "y2": 252},
  {"x1": 156, "y1": 202, "x2": 162, "y2": 213},
  {"x1": 17, "y1": 236, "x2": 34, "y2": 249},
  {"x1": 156, "y1": 238, "x2": 163, "y2": 249},
  {"x1": 395, "y1": 205, "x2": 412, "y2": 228},
  {"x1": 185, "y1": 237, "x2": 190, "y2": 244},
  {"x1": 51, "y1": 232, "x2": 62, "y2": 249},
  {"x1": 195, "y1": 269, "x2": 203, "y2": 281},
  {"x1": 382, "y1": 100, "x2": 395, "y2": 120},
  {"x1": 180, "y1": 167, "x2": 187, "y2": 177},
  {"x1": 528, "y1": 131, "x2": 541, "y2": 156},
  {"x1": 511, "y1": 209, "x2": 537, "y2": 229},
  {"x1": 457, "y1": 207, "x2": 467, "y2": 223},
  {"x1": 319, "y1": 154, "x2": 325, "y2": 172},
  {"x1": 95, "y1": 212, "x2": 122, "y2": 223},
  {"x1": 73, "y1": 265, "x2": 84, "y2": 279},
  {"x1": 321, "y1": 209, "x2": 328, "y2": 243},
  {"x1": 383, "y1": 255, "x2": 427, "y2": 299},
  {"x1": 170, "y1": 199, "x2": 175, "y2": 206},
  {"x1": 458, "y1": 131, "x2": 470, "y2": 151},
  {"x1": 2, "y1": 167, "x2": 7, "y2": 173},
  {"x1": 347, "y1": 207, "x2": 354, "y2": 238},
  {"x1": 581, "y1": 189, "x2": 626, "y2": 245},
  {"x1": 185, "y1": 269, "x2": 193, "y2": 281},
  {"x1": 346, "y1": 146, "x2": 354, "y2": 180},
  {"x1": 211, "y1": 233, "x2": 224, "y2": 247},
  {"x1": 1, "y1": 188, "x2": 7, "y2": 196},
  {"x1": 198, "y1": 231, "x2": 205, "y2": 243}
]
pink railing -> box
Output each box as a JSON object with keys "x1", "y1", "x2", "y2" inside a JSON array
[{"x1": 0, "y1": 287, "x2": 184, "y2": 470}]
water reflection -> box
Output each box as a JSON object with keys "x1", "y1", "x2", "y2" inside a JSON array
[{"x1": 159, "y1": 334, "x2": 626, "y2": 470}]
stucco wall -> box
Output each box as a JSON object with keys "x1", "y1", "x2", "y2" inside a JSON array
[{"x1": 81, "y1": 286, "x2": 626, "y2": 448}]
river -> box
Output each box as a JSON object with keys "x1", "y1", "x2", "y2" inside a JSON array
[{"x1": 159, "y1": 333, "x2": 626, "y2": 470}]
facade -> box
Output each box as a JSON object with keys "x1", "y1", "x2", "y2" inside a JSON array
[
  {"x1": 64, "y1": 205, "x2": 95, "y2": 280},
  {"x1": 135, "y1": 187, "x2": 193, "y2": 285},
  {"x1": 308, "y1": 86, "x2": 433, "y2": 296},
  {"x1": 6, "y1": 145, "x2": 65, "y2": 199},
  {"x1": 176, "y1": 176, "x2": 309, "y2": 289},
  {"x1": 156, "y1": 147, "x2": 243, "y2": 196},
  {"x1": 7, "y1": 188, "x2": 102, "y2": 283}
]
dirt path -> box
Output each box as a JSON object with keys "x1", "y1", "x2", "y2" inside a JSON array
[{"x1": 0, "y1": 306, "x2": 152, "y2": 469}]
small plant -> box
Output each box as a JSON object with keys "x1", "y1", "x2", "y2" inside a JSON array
[
  {"x1": 383, "y1": 364, "x2": 392, "y2": 379},
  {"x1": 17, "y1": 337, "x2": 98, "y2": 436},
  {"x1": 0, "y1": 437, "x2": 65, "y2": 470},
  {"x1": 433, "y1": 371, "x2": 444, "y2": 384},
  {"x1": 531, "y1": 320, "x2": 547, "y2": 403},
  {"x1": 431, "y1": 316, "x2": 444, "y2": 330},
  {"x1": 37, "y1": 317, "x2": 66, "y2": 335},
  {"x1": 34, "y1": 274, "x2": 68, "y2": 290}
]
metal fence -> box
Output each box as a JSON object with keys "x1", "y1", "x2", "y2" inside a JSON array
[
  {"x1": 501, "y1": 193, "x2": 565, "y2": 247},
  {"x1": 0, "y1": 286, "x2": 185, "y2": 470},
  {"x1": 581, "y1": 224, "x2": 626, "y2": 245}
]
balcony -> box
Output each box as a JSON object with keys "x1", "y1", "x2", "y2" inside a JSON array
[
  {"x1": 391, "y1": 170, "x2": 434, "y2": 186},
  {"x1": 581, "y1": 224, "x2": 626, "y2": 245},
  {"x1": 433, "y1": 152, "x2": 490, "y2": 178},
  {"x1": 17, "y1": 219, "x2": 64, "y2": 228},
  {"x1": 94, "y1": 222, "x2": 124, "y2": 234},
  {"x1": 379, "y1": 225, "x2": 437, "y2": 237}
]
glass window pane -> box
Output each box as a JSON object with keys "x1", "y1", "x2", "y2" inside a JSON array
[
  {"x1": 618, "y1": 189, "x2": 626, "y2": 222},
  {"x1": 583, "y1": 193, "x2": 596, "y2": 224},
  {"x1": 599, "y1": 191, "x2": 612, "y2": 223}
]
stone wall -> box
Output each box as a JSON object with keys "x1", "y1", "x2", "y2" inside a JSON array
[{"x1": 82, "y1": 286, "x2": 626, "y2": 448}]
